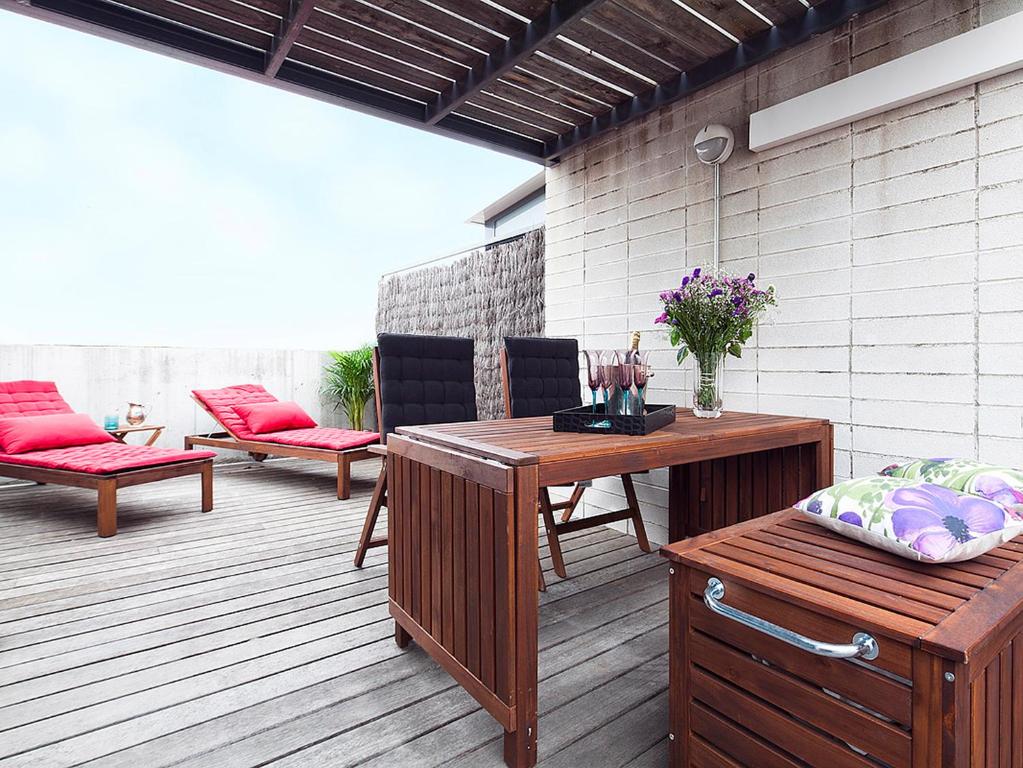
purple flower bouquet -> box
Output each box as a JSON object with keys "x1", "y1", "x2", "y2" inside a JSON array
[{"x1": 656, "y1": 268, "x2": 775, "y2": 418}]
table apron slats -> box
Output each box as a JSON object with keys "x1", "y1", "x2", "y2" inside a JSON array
[{"x1": 387, "y1": 438, "x2": 535, "y2": 762}]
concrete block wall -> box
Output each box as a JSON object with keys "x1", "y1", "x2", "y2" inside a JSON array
[
  {"x1": 545, "y1": 0, "x2": 1023, "y2": 545},
  {"x1": 0, "y1": 345, "x2": 354, "y2": 466}
]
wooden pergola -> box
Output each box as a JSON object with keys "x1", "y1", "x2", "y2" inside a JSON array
[{"x1": 3, "y1": 0, "x2": 883, "y2": 162}]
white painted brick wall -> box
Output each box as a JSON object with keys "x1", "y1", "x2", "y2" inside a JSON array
[{"x1": 544, "y1": 0, "x2": 1023, "y2": 546}]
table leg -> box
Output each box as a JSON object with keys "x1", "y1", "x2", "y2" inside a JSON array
[
  {"x1": 668, "y1": 464, "x2": 686, "y2": 542},
  {"x1": 395, "y1": 622, "x2": 411, "y2": 648},
  {"x1": 144, "y1": 427, "x2": 164, "y2": 447},
  {"x1": 504, "y1": 465, "x2": 539, "y2": 768}
]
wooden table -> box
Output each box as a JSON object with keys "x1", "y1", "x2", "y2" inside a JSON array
[
  {"x1": 106, "y1": 424, "x2": 165, "y2": 446},
  {"x1": 387, "y1": 410, "x2": 833, "y2": 767}
]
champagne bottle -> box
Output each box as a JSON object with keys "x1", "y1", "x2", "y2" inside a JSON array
[{"x1": 628, "y1": 331, "x2": 641, "y2": 363}]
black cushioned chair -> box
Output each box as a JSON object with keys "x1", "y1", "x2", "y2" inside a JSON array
[
  {"x1": 354, "y1": 333, "x2": 477, "y2": 567},
  {"x1": 500, "y1": 337, "x2": 651, "y2": 586}
]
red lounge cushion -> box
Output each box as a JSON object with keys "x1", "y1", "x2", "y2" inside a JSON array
[
  {"x1": 0, "y1": 380, "x2": 75, "y2": 419},
  {"x1": 256, "y1": 428, "x2": 380, "y2": 451},
  {"x1": 0, "y1": 443, "x2": 215, "y2": 474},
  {"x1": 192, "y1": 385, "x2": 278, "y2": 440},
  {"x1": 192, "y1": 385, "x2": 378, "y2": 450},
  {"x1": 0, "y1": 413, "x2": 115, "y2": 455},
  {"x1": 233, "y1": 401, "x2": 317, "y2": 435}
]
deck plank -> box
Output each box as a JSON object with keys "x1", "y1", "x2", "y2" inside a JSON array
[{"x1": 0, "y1": 459, "x2": 668, "y2": 767}]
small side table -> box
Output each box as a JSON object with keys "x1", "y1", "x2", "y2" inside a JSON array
[{"x1": 106, "y1": 424, "x2": 166, "y2": 447}]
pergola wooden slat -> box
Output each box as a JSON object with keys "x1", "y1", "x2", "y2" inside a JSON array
[
  {"x1": 584, "y1": 3, "x2": 703, "y2": 71},
  {"x1": 2, "y1": 0, "x2": 887, "y2": 162},
  {"x1": 296, "y1": 25, "x2": 454, "y2": 92},
  {"x1": 566, "y1": 20, "x2": 682, "y2": 83},
  {"x1": 305, "y1": 9, "x2": 468, "y2": 80}
]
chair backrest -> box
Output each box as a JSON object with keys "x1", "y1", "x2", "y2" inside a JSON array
[
  {"x1": 376, "y1": 333, "x2": 477, "y2": 443},
  {"x1": 501, "y1": 337, "x2": 582, "y2": 419},
  {"x1": 0, "y1": 381, "x2": 75, "y2": 419}
]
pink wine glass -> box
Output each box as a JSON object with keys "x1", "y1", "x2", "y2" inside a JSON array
[
  {"x1": 584, "y1": 350, "x2": 601, "y2": 413},
  {"x1": 598, "y1": 351, "x2": 614, "y2": 413},
  {"x1": 633, "y1": 350, "x2": 650, "y2": 415},
  {"x1": 614, "y1": 350, "x2": 634, "y2": 415}
]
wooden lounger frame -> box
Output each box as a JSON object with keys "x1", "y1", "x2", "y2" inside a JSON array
[
  {"x1": 0, "y1": 457, "x2": 213, "y2": 537},
  {"x1": 184, "y1": 395, "x2": 378, "y2": 499}
]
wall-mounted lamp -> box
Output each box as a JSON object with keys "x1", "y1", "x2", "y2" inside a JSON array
[{"x1": 693, "y1": 124, "x2": 734, "y2": 271}]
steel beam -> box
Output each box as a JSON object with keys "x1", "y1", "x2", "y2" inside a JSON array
[
  {"x1": 265, "y1": 0, "x2": 316, "y2": 77},
  {"x1": 424, "y1": 0, "x2": 609, "y2": 126}
]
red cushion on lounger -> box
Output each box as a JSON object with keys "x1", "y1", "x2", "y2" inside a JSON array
[
  {"x1": 0, "y1": 380, "x2": 75, "y2": 419},
  {"x1": 255, "y1": 428, "x2": 380, "y2": 451},
  {"x1": 0, "y1": 413, "x2": 115, "y2": 454},
  {"x1": 192, "y1": 384, "x2": 379, "y2": 449},
  {"x1": 233, "y1": 401, "x2": 317, "y2": 434},
  {"x1": 0, "y1": 443, "x2": 216, "y2": 474},
  {"x1": 192, "y1": 385, "x2": 278, "y2": 440}
]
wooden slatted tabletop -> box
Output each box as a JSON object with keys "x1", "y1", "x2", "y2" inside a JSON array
[{"x1": 398, "y1": 410, "x2": 830, "y2": 466}]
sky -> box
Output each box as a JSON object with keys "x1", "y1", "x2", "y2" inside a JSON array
[{"x1": 0, "y1": 11, "x2": 539, "y2": 351}]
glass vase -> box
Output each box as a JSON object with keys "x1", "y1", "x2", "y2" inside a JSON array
[{"x1": 693, "y1": 352, "x2": 724, "y2": 419}]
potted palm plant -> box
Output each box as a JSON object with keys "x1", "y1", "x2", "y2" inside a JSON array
[{"x1": 323, "y1": 345, "x2": 375, "y2": 431}]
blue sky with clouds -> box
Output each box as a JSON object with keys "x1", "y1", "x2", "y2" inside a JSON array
[{"x1": 0, "y1": 11, "x2": 538, "y2": 351}]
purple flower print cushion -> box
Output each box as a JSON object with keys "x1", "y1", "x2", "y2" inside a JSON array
[
  {"x1": 797, "y1": 475, "x2": 1023, "y2": 563},
  {"x1": 973, "y1": 475, "x2": 1023, "y2": 509},
  {"x1": 881, "y1": 459, "x2": 1023, "y2": 515},
  {"x1": 888, "y1": 484, "x2": 1006, "y2": 560}
]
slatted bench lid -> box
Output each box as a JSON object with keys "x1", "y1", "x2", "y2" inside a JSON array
[{"x1": 661, "y1": 509, "x2": 1023, "y2": 664}]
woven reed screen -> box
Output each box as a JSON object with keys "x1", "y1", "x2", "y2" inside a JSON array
[{"x1": 375, "y1": 228, "x2": 545, "y2": 420}]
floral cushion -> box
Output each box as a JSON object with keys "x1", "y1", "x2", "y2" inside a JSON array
[
  {"x1": 796, "y1": 476, "x2": 1023, "y2": 563},
  {"x1": 882, "y1": 458, "x2": 1023, "y2": 514}
]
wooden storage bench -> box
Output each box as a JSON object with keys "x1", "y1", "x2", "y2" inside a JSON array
[{"x1": 661, "y1": 509, "x2": 1023, "y2": 767}]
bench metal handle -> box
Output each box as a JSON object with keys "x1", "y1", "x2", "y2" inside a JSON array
[{"x1": 703, "y1": 577, "x2": 879, "y2": 661}]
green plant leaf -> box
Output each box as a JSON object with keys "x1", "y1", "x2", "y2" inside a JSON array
[
  {"x1": 676, "y1": 346, "x2": 689, "y2": 364},
  {"x1": 727, "y1": 343, "x2": 742, "y2": 358}
]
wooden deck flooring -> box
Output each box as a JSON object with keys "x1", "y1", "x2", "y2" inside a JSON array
[{"x1": 0, "y1": 458, "x2": 669, "y2": 767}]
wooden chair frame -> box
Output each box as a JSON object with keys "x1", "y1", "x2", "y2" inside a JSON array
[
  {"x1": 499, "y1": 347, "x2": 652, "y2": 587},
  {"x1": 354, "y1": 348, "x2": 388, "y2": 566},
  {"x1": 0, "y1": 457, "x2": 213, "y2": 537},
  {"x1": 184, "y1": 394, "x2": 377, "y2": 500}
]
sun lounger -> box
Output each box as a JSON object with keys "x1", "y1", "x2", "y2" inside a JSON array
[
  {"x1": 0, "y1": 381, "x2": 215, "y2": 537},
  {"x1": 184, "y1": 384, "x2": 379, "y2": 499}
]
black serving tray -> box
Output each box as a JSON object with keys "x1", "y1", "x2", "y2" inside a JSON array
[{"x1": 553, "y1": 403, "x2": 676, "y2": 436}]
